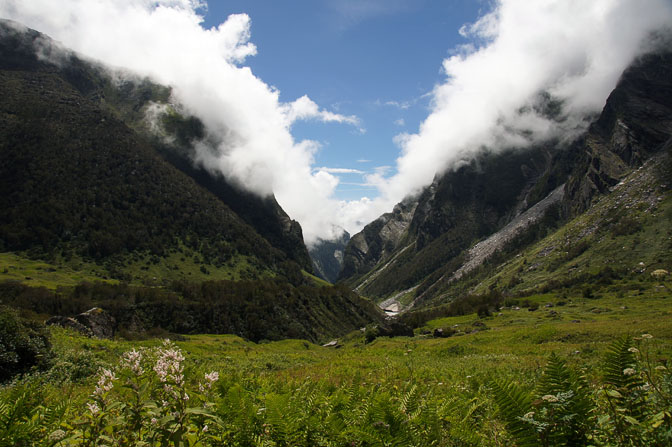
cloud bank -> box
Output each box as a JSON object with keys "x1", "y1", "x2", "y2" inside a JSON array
[
  {"x1": 348, "y1": 0, "x2": 672, "y2": 234},
  {"x1": 2, "y1": 0, "x2": 671, "y2": 246},
  {"x1": 0, "y1": 0, "x2": 360, "y2": 244}
]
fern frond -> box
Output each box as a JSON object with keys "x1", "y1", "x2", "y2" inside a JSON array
[
  {"x1": 603, "y1": 336, "x2": 639, "y2": 389},
  {"x1": 490, "y1": 379, "x2": 537, "y2": 446}
]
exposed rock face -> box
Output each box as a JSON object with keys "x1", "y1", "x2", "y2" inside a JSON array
[
  {"x1": 564, "y1": 52, "x2": 672, "y2": 216},
  {"x1": 309, "y1": 230, "x2": 350, "y2": 283},
  {"x1": 46, "y1": 307, "x2": 115, "y2": 338},
  {"x1": 341, "y1": 49, "x2": 672, "y2": 308},
  {"x1": 74, "y1": 307, "x2": 115, "y2": 339},
  {"x1": 339, "y1": 199, "x2": 417, "y2": 281},
  {"x1": 45, "y1": 316, "x2": 93, "y2": 337},
  {"x1": 341, "y1": 145, "x2": 558, "y2": 299}
]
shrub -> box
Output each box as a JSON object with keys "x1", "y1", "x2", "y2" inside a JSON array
[
  {"x1": 0, "y1": 306, "x2": 52, "y2": 383},
  {"x1": 63, "y1": 340, "x2": 222, "y2": 445},
  {"x1": 492, "y1": 334, "x2": 672, "y2": 447},
  {"x1": 477, "y1": 305, "x2": 492, "y2": 318}
]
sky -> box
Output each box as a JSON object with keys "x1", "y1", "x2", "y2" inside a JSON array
[
  {"x1": 198, "y1": 0, "x2": 486, "y2": 202},
  {"x1": 2, "y1": 0, "x2": 672, "y2": 245}
]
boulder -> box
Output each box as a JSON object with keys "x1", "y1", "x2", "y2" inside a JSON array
[
  {"x1": 74, "y1": 307, "x2": 115, "y2": 339},
  {"x1": 651, "y1": 269, "x2": 669, "y2": 279},
  {"x1": 45, "y1": 316, "x2": 93, "y2": 337},
  {"x1": 46, "y1": 307, "x2": 115, "y2": 339}
]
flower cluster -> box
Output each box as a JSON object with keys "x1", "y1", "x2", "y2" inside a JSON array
[
  {"x1": 154, "y1": 347, "x2": 185, "y2": 386},
  {"x1": 199, "y1": 371, "x2": 220, "y2": 392},
  {"x1": 121, "y1": 348, "x2": 144, "y2": 376},
  {"x1": 93, "y1": 368, "x2": 116, "y2": 397}
]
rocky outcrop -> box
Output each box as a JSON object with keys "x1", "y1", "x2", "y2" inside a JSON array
[
  {"x1": 341, "y1": 144, "x2": 557, "y2": 299},
  {"x1": 45, "y1": 316, "x2": 93, "y2": 337},
  {"x1": 564, "y1": 51, "x2": 672, "y2": 216},
  {"x1": 339, "y1": 198, "x2": 417, "y2": 281},
  {"x1": 341, "y1": 49, "x2": 672, "y2": 309},
  {"x1": 46, "y1": 307, "x2": 115, "y2": 338},
  {"x1": 309, "y1": 229, "x2": 350, "y2": 283}
]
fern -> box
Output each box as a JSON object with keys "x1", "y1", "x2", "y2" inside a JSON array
[
  {"x1": 533, "y1": 353, "x2": 594, "y2": 447},
  {"x1": 0, "y1": 387, "x2": 42, "y2": 447},
  {"x1": 491, "y1": 379, "x2": 537, "y2": 446},
  {"x1": 600, "y1": 335, "x2": 649, "y2": 445}
]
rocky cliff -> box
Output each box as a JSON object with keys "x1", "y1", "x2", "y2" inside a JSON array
[{"x1": 340, "y1": 49, "x2": 672, "y2": 310}]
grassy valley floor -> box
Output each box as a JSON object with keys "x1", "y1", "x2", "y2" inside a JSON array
[{"x1": 2, "y1": 277, "x2": 671, "y2": 446}]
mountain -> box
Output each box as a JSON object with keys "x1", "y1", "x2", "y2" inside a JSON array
[
  {"x1": 308, "y1": 229, "x2": 350, "y2": 283},
  {"x1": 0, "y1": 19, "x2": 313, "y2": 279},
  {"x1": 340, "y1": 49, "x2": 672, "y2": 314},
  {"x1": 0, "y1": 20, "x2": 383, "y2": 340}
]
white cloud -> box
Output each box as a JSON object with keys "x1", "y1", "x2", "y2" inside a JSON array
[
  {"x1": 283, "y1": 95, "x2": 360, "y2": 127},
  {"x1": 352, "y1": 0, "x2": 672, "y2": 233},
  {"x1": 1, "y1": 0, "x2": 671, "y2": 247},
  {"x1": 384, "y1": 100, "x2": 411, "y2": 110},
  {"x1": 0, "y1": 0, "x2": 364, "y2": 244},
  {"x1": 394, "y1": 118, "x2": 405, "y2": 126}
]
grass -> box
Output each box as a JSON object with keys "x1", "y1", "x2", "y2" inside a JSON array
[
  {"x1": 0, "y1": 252, "x2": 118, "y2": 289},
  {"x1": 0, "y1": 245, "x2": 275, "y2": 289},
  {"x1": 2, "y1": 281, "x2": 671, "y2": 446},
  {"x1": 38, "y1": 279, "x2": 672, "y2": 387}
]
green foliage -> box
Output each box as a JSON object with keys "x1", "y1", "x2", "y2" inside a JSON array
[
  {"x1": 0, "y1": 306, "x2": 51, "y2": 382},
  {"x1": 595, "y1": 334, "x2": 672, "y2": 446},
  {"x1": 52, "y1": 340, "x2": 223, "y2": 446},
  {"x1": 2, "y1": 279, "x2": 382, "y2": 343},
  {"x1": 492, "y1": 336, "x2": 672, "y2": 447}
]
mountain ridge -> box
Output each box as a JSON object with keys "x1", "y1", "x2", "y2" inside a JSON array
[{"x1": 339, "y1": 49, "x2": 672, "y2": 313}]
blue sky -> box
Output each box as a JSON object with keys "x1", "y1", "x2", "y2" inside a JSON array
[{"x1": 201, "y1": 0, "x2": 484, "y2": 201}]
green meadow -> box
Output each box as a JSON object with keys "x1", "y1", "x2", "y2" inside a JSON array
[{"x1": 2, "y1": 277, "x2": 671, "y2": 446}]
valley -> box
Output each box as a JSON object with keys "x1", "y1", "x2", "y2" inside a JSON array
[{"x1": 1, "y1": 10, "x2": 672, "y2": 447}]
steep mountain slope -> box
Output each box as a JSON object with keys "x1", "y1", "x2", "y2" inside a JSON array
[
  {"x1": 308, "y1": 230, "x2": 350, "y2": 283},
  {"x1": 341, "y1": 50, "x2": 672, "y2": 311},
  {"x1": 0, "y1": 20, "x2": 311, "y2": 281},
  {"x1": 0, "y1": 20, "x2": 384, "y2": 340}
]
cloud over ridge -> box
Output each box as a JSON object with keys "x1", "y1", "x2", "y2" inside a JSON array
[
  {"x1": 2, "y1": 0, "x2": 671, "y2": 245},
  {"x1": 357, "y1": 0, "x2": 672, "y2": 234},
  {"x1": 1, "y1": 0, "x2": 361, "y2": 244}
]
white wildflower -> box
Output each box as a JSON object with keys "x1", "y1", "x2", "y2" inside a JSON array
[
  {"x1": 524, "y1": 411, "x2": 535, "y2": 419},
  {"x1": 623, "y1": 368, "x2": 636, "y2": 376},
  {"x1": 122, "y1": 349, "x2": 144, "y2": 375},
  {"x1": 154, "y1": 347, "x2": 185, "y2": 384},
  {"x1": 48, "y1": 429, "x2": 66, "y2": 442},
  {"x1": 93, "y1": 368, "x2": 116, "y2": 396},
  {"x1": 202, "y1": 424, "x2": 209, "y2": 433},
  {"x1": 87, "y1": 402, "x2": 100, "y2": 415},
  {"x1": 204, "y1": 371, "x2": 219, "y2": 389},
  {"x1": 641, "y1": 334, "x2": 653, "y2": 339},
  {"x1": 541, "y1": 394, "x2": 559, "y2": 402},
  {"x1": 628, "y1": 347, "x2": 639, "y2": 353}
]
